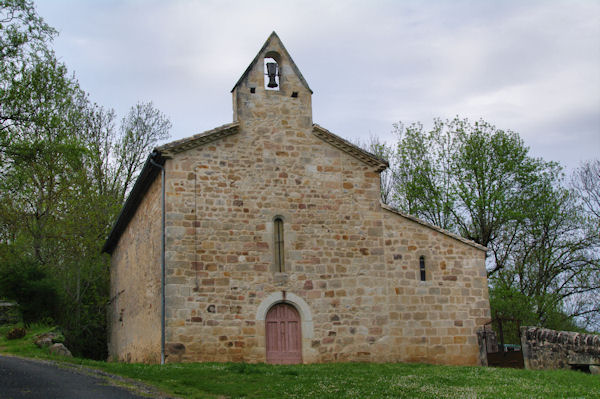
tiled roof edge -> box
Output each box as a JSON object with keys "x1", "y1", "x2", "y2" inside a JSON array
[
  {"x1": 156, "y1": 122, "x2": 240, "y2": 156},
  {"x1": 312, "y1": 124, "x2": 389, "y2": 172},
  {"x1": 380, "y1": 202, "x2": 488, "y2": 252}
]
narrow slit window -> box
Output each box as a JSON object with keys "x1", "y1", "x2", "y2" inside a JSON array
[
  {"x1": 274, "y1": 217, "x2": 284, "y2": 272},
  {"x1": 419, "y1": 256, "x2": 426, "y2": 281}
]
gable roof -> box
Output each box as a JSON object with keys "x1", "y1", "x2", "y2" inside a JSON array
[
  {"x1": 231, "y1": 31, "x2": 313, "y2": 94},
  {"x1": 313, "y1": 124, "x2": 389, "y2": 172},
  {"x1": 156, "y1": 122, "x2": 240, "y2": 157},
  {"x1": 103, "y1": 119, "x2": 484, "y2": 255},
  {"x1": 380, "y1": 203, "x2": 488, "y2": 252},
  {"x1": 102, "y1": 120, "x2": 389, "y2": 254},
  {"x1": 102, "y1": 123, "x2": 240, "y2": 254},
  {"x1": 102, "y1": 151, "x2": 165, "y2": 254}
]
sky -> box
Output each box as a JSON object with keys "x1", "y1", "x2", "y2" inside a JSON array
[{"x1": 35, "y1": 0, "x2": 600, "y2": 172}]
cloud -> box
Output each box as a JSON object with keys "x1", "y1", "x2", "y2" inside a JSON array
[{"x1": 36, "y1": 0, "x2": 600, "y2": 169}]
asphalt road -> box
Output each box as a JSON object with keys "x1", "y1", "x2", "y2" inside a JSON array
[{"x1": 0, "y1": 355, "x2": 152, "y2": 399}]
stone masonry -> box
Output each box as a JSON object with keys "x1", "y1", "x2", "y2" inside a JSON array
[
  {"x1": 107, "y1": 175, "x2": 162, "y2": 363},
  {"x1": 521, "y1": 327, "x2": 600, "y2": 373},
  {"x1": 105, "y1": 32, "x2": 491, "y2": 366}
]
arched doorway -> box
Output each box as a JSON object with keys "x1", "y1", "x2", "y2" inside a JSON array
[{"x1": 265, "y1": 303, "x2": 302, "y2": 364}]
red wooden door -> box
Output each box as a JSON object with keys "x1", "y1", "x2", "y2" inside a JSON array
[{"x1": 266, "y1": 303, "x2": 302, "y2": 364}]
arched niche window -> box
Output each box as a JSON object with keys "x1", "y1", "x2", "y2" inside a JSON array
[
  {"x1": 264, "y1": 52, "x2": 280, "y2": 90},
  {"x1": 274, "y1": 217, "x2": 285, "y2": 272},
  {"x1": 419, "y1": 256, "x2": 426, "y2": 281}
]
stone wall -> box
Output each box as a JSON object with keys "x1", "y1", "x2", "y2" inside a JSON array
[
  {"x1": 520, "y1": 326, "x2": 600, "y2": 372},
  {"x1": 108, "y1": 175, "x2": 163, "y2": 363},
  {"x1": 0, "y1": 301, "x2": 20, "y2": 325},
  {"x1": 380, "y1": 210, "x2": 489, "y2": 365}
]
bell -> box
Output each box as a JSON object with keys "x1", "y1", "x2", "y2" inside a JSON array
[{"x1": 266, "y1": 62, "x2": 278, "y2": 88}]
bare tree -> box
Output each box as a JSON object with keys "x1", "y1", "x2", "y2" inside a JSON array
[
  {"x1": 80, "y1": 101, "x2": 172, "y2": 203},
  {"x1": 572, "y1": 159, "x2": 600, "y2": 222},
  {"x1": 115, "y1": 101, "x2": 172, "y2": 201},
  {"x1": 354, "y1": 135, "x2": 396, "y2": 205}
]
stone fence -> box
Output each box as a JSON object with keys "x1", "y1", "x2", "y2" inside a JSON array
[
  {"x1": 0, "y1": 301, "x2": 20, "y2": 325},
  {"x1": 520, "y1": 326, "x2": 600, "y2": 374}
]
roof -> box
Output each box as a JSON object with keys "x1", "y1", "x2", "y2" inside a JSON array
[
  {"x1": 102, "y1": 122, "x2": 389, "y2": 254},
  {"x1": 102, "y1": 152, "x2": 166, "y2": 254},
  {"x1": 156, "y1": 122, "x2": 240, "y2": 157},
  {"x1": 103, "y1": 120, "x2": 483, "y2": 254},
  {"x1": 102, "y1": 123, "x2": 240, "y2": 254},
  {"x1": 312, "y1": 124, "x2": 389, "y2": 172},
  {"x1": 380, "y1": 203, "x2": 488, "y2": 252},
  {"x1": 231, "y1": 31, "x2": 313, "y2": 94}
]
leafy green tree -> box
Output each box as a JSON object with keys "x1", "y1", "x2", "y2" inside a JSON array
[
  {"x1": 1, "y1": 0, "x2": 56, "y2": 150},
  {"x1": 393, "y1": 118, "x2": 559, "y2": 272},
  {"x1": 452, "y1": 121, "x2": 546, "y2": 251},
  {"x1": 393, "y1": 119, "x2": 457, "y2": 230},
  {"x1": 490, "y1": 181, "x2": 599, "y2": 331},
  {"x1": 0, "y1": 255, "x2": 58, "y2": 324},
  {"x1": 0, "y1": 1, "x2": 172, "y2": 358},
  {"x1": 0, "y1": 56, "x2": 88, "y2": 261},
  {"x1": 488, "y1": 284, "x2": 583, "y2": 344},
  {"x1": 0, "y1": 0, "x2": 55, "y2": 61},
  {"x1": 391, "y1": 117, "x2": 599, "y2": 331}
]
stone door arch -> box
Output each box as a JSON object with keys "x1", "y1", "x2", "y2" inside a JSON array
[{"x1": 265, "y1": 303, "x2": 302, "y2": 364}]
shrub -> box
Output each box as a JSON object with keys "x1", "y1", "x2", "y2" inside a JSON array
[
  {"x1": 0, "y1": 257, "x2": 59, "y2": 325},
  {"x1": 6, "y1": 327, "x2": 26, "y2": 340}
]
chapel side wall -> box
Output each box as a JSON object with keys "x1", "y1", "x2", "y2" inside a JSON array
[
  {"x1": 383, "y1": 212, "x2": 490, "y2": 365},
  {"x1": 108, "y1": 175, "x2": 162, "y2": 363}
]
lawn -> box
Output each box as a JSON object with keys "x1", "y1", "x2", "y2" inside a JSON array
[{"x1": 1, "y1": 324, "x2": 598, "y2": 399}]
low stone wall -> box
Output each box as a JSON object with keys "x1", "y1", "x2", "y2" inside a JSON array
[
  {"x1": 0, "y1": 301, "x2": 20, "y2": 325},
  {"x1": 520, "y1": 326, "x2": 600, "y2": 373}
]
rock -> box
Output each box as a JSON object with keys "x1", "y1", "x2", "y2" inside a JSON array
[
  {"x1": 34, "y1": 332, "x2": 62, "y2": 348},
  {"x1": 49, "y1": 343, "x2": 72, "y2": 357},
  {"x1": 6, "y1": 327, "x2": 26, "y2": 340},
  {"x1": 590, "y1": 365, "x2": 599, "y2": 375},
  {"x1": 35, "y1": 337, "x2": 53, "y2": 348}
]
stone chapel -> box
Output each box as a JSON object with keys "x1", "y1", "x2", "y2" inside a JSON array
[{"x1": 103, "y1": 32, "x2": 491, "y2": 365}]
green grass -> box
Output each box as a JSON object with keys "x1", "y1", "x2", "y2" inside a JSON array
[
  {"x1": 0, "y1": 322, "x2": 62, "y2": 357},
  {"x1": 1, "y1": 324, "x2": 599, "y2": 399}
]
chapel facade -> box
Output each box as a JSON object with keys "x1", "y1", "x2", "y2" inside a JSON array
[{"x1": 103, "y1": 32, "x2": 491, "y2": 365}]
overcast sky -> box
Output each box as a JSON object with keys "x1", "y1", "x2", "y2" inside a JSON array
[{"x1": 35, "y1": 0, "x2": 599, "y2": 171}]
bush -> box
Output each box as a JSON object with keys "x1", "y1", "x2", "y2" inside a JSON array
[
  {"x1": 63, "y1": 318, "x2": 108, "y2": 360},
  {"x1": 489, "y1": 284, "x2": 585, "y2": 343},
  {"x1": 1, "y1": 255, "x2": 109, "y2": 359},
  {"x1": 0, "y1": 257, "x2": 59, "y2": 325},
  {"x1": 6, "y1": 327, "x2": 26, "y2": 340}
]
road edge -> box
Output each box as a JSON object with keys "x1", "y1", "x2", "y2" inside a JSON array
[{"x1": 0, "y1": 354, "x2": 180, "y2": 399}]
